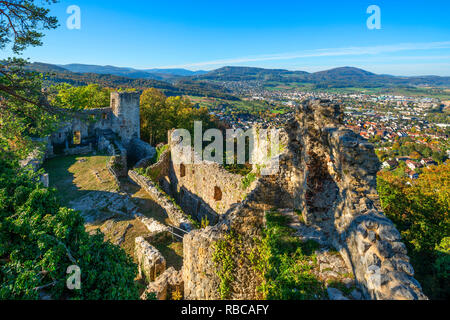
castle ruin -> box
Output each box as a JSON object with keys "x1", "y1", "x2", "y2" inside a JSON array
[{"x1": 130, "y1": 99, "x2": 427, "y2": 300}]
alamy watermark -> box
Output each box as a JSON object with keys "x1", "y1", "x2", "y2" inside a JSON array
[
  {"x1": 367, "y1": 5, "x2": 381, "y2": 30},
  {"x1": 67, "y1": 5, "x2": 81, "y2": 30},
  {"x1": 66, "y1": 265, "x2": 81, "y2": 290},
  {"x1": 171, "y1": 122, "x2": 282, "y2": 176}
]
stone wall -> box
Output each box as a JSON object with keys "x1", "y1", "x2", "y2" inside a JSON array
[
  {"x1": 183, "y1": 222, "x2": 263, "y2": 300},
  {"x1": 284, "y1": 99, "x2": 426, "y2": 300},
  {"x1": 127, "y1": 138, "x2": 156, "y2": 166},
  {"x1": 168, "y1": 161, "x2": 254, "y2": 219},
  {"x1": 128, "y1": 170, "x2": 193, "y2": 231},
  {"x1": 183, "y1": 228, "x2": 222, "y2": 300},
  {"x1": 135, "y1": 237, "x2": 166, "y2": 283},
  {"x1": 142, "y1": 267, "x2": 184, "y2": 300},
  {"x1": 182, "y1": 99, "x2": 427, "y2": 301},
  {"x1": 19, "y1": 147, "x2": 46, "y2": 172},
  {"x1": 167, "y1": 136, "x2": 258, "y2": 224},
  {"x1": 141, "y1": 148, "x2": 171, "y2": 182},
  {"x1": 63, "y1": 144, "x2": 93, "y2": 156},
  {"x1": 48, "y1": 92, "x2": 143, "y2": 156}
]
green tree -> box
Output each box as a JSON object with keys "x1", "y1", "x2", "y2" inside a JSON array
[
  {"x1": 0, "y1": 1, "x2": 60, "y2": 158},
  {"x1": 140, "y1": 88, "x2": 215, "y2": 145},
  {"x1": 0, "y1": 0, "x2": 58, "y2": 54},
  {"x1": 48, "y1": 84, "x2": 110, "y2": 110},
  {"x1": 0, "y1": 1, "x2": 140, "y2": 300},
  {"x1": 140, "y1": 88, "x2": 169, "y2": 145},
  {"x1": 0, "y1": 157, "x2": 139, "y2": 300},
  {"x1": 377, "y1": 163, "x2": 450, "y2": 299}
]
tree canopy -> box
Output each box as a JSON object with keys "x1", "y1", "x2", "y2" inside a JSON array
[
  {"x1": 0, "y1": 0, "x2": 58, "y2": 54},
  {"x1": 48, "y1": 83, "x2": 111, "y2": 110},
  {"x1": 140, "y1": 88, "x2": 216, "y2": 145},
  {"x1": 0, "y1": 158, "x2": 140, "y2": 300},
  {"x1": 377, "y1": 163, "x2": 450, "y2": 299},
  {"x1": 0, "y1": 1, "x2": 60, "y2": 158},
  {"x1": 0, "y1": 1, "x2": 141, "y2": 300}
]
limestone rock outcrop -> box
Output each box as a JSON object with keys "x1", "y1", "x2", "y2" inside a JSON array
[{"x1": 182, "y1": 99, "x2": 427, "y2": 300}]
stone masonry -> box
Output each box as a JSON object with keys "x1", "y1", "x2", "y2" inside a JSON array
[{"x1": 182, "y1": 99, "x2": 427, "y2": 300}]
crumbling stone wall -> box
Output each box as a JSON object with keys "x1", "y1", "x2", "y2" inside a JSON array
[
  {"x1": 128, "y1": 170, "x2": 193, "y2": 231},
  {"x1": 182, "y1": 99, "x2": 427, "y2": 300},
  {"x1": 183, "y1": 186, "x2": 268, "y2": 300},
  {"x1": 286, "y1": 100, "x2": 426, "y2": 300},
  {"x1": 140, "y1": 148, "x2": 171, "y2": 182},
  {"x1": 167, "y1": 135, "x2": 258, "y2": 224},
  {"x1": 168, "y1": 160, "x2": 255, "y2": 223},
  {"x1": 141, "y1": 267, "x2": 184, "y2": 300},
  {"x1": 135, "y1": 237, "x2": 166, "y2": 283},
  {"x1": 48, "y1": 92, "x2": 145, "y2": 156}
]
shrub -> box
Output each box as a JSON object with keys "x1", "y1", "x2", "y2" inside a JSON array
[
  {"x1": 252, "y1": 211, "x2": 325, "y2": 300},
  {"x1": 377, "y1": 163, "x2": 450, "y2": 300},
  {"x1": 0, "y1": 157, "x2": 140, "y2": 300}
]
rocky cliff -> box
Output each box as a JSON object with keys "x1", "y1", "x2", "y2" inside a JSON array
[{"x1": 183, "y1": 99, "x2": 427, "y2": 300}]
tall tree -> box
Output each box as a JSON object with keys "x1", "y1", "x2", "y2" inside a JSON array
[
  {"x1": 0, "y1": 1, "x2": 141, "y2": 300},
  {"x1": 0, "y1": 0, "x2": 58, "y2": 53},
  {"x1": 0, "y1": 1, "x2": 60, "y2": 158}
]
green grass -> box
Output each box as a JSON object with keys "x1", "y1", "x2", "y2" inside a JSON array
[
  {"x1": 149, "y1": 232, "x2": 184, "y2": 271},
  {"x1": 43, "y1": 153, "x2": 117, "y2": 205},
  {"x1": 252, "y1": 211, "x2": 326, "y2": 300}
]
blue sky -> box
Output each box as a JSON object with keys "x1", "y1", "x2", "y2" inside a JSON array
[{"x1": 1, "y1": 0, "x2": 450, "y2": 75}]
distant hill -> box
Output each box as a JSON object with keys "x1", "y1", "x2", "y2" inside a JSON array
[
  {"x1": 27, "y1": 63, "x2": 450, "y2": 94},
  {"x1": 60, "y1": 63, "x2": 155, "y2": 78},
  {"x1": 26, "y1": 62, "x2": 71, "y2": 74},
  {"x1": 26, "y1": 63, "x2": 238, "y2": 100},
  {"x1": 145, "y1": 68, "x2": 208, "y2": 76},
  {"x1": 27, "y1": 62, "x2": 208, "y2": 81},
  {"x1": 196, "y1": 66, "x2": 450, "y2": 88},
  {"x1": 197, "y1": 66, "x2": 309, "y2": 82}
]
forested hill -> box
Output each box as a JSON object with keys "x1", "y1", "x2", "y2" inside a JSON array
[
  {"x1": 195, "y1": 66, "x2": 450, "y2": 88},
  {"x1": 28, "y1": 62, "x2": 206, "y2": 81},
  {"x1": 27, "y1": 63, "x2": 238, "y2": 100},
  {"x1": 28, "y1": 62, "x2": 450, "y2": 93}
]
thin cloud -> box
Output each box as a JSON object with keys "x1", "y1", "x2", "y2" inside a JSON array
[{"x1": 157, "y1": 41, "x2": 450, "y2": 69}]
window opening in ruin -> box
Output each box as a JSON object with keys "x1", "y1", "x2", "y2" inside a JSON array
[
  {"x1": 102, "y1": 113, "x2": 108, "y2": 120},
  {"x1": 180, "y1": 164, "x2": 186, "y2": 177},
  {"x1": 214, "y1": 186, "x2": 222, "y2": 201},
  {"x1": 73, "y1": 131, "x2": 81, "y2": 145},
  {"x1": 111, "y1": 99, "x2": 116, "y2": 108}
]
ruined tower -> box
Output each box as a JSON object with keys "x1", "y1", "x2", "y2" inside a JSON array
[{"x1": 111, "y1": 91, "x2": 141, "y2": 144}]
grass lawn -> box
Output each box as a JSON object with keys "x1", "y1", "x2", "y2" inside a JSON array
[{"x1": 43, "y1": 153, "x2": 118, "y2": 205}]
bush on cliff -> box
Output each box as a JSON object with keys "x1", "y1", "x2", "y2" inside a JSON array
[
  {"x1": 377, "y1": 162, "x2": 450, "y2": 300},
  {"x1": 0, "y1": 156, "x2": 140, "y2": 300},
  {"x1": 250, "y1": 211, "x2": 326, "y2": 300}
]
